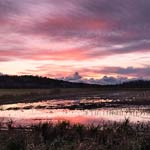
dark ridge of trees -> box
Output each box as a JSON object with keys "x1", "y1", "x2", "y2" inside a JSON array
[
  {"x1": 0, "y1": 75, "x2": 150, "y2": 89},
  {"x1": 118, "y1": 80, "x2": 150, "y2": 88},
  {"x1": 104, "y1": 80, "x2": 150, "y2": 89},
  {"x1": 0, "y1": 75, "x2": 100, "y2": 89}
]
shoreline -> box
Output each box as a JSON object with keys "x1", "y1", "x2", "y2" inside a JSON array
[{"x1": 0, "y1": 88, "x2": 150, "y2": 106}]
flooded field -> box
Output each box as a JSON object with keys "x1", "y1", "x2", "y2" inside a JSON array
[{"x1": 0, "y1": 98, "x2": 150, "y2": 127}]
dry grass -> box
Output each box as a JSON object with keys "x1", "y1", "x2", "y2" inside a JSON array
[
  {"x1": 0, "y1": 119, "x2": 150, "y2": 150},
  {"x1": 0, "y1": 88, "x2": 150, "y2": 106}
]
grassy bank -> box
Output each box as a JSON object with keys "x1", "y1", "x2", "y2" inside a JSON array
[
  {"x1": 0, "y1": 120, "x2": 150, "y2": 150},
  {"x1": 0, "y1": 88, "x2": 150, "y2": 105}
]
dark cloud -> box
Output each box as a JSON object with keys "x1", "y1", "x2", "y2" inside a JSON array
[
  {"x1": 60, "y1": 72, "x2": 129, "y2": 85},
  {"x1": 0, "y1": 0, "x2": 19, "y2": 15},
  {"x1": 61, "y1": 69, "x2": 148, "y2": 85},
  {"x1": 0, "y1": 0, "x2": 150, "y2": 78},
  {"x1": 1, "y1": 0, "x2": 150, "y2": 55},
  {"x1": 95, "y1": 66, "x2": 150, "y2": 78},
  {"x1": 23, "y1": 0, "x2": 150, "y2": 56},
  {"x1": 61, "y1": 66, "x2": 150, "y2": 84},
  {"x1": 83, "y1": 76, "x2": 129, "y2": 85},
  {"x1": 61, "y1": 72, "x2": 82, "y2": 82}
]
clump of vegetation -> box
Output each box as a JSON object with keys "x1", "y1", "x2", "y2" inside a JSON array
[{"x1": 0, "y1": 119, "x2": 150, "y2": 150}]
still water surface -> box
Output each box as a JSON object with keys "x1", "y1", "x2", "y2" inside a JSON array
[{"x1": 0, "y1": 99, "x2": 150, "y2": 126}]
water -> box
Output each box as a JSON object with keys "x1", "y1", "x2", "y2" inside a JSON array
[{"x1": 0, "y1": 99, "x2": 150, "y2": 127}]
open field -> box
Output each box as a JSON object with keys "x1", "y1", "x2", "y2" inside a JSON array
[
  {"x1": 0, "y1": 119, "x2": 150, "y2": 150},
  {"x1": 0, "y1": 88, "x2": 150, "y2": 105}
]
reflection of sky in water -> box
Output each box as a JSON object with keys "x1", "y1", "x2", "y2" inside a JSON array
[
  {"x1": 0, "y1": 99, "x2": 150, "y2": 126},
  {"x1": 1, "y1": 99, "x2": 113, "y2": 110}
]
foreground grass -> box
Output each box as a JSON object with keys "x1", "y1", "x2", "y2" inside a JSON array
[{"x1": 0, "y1": 120, "x2": 150, "y2": 150}]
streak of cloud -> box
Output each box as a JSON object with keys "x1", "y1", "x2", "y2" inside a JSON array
[{"x1": 0, "y1": 0, "x2": 150, "y2": 79}]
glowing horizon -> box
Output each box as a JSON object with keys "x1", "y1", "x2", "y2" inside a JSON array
[{"x1": 0, "y1": 0, "x2": 150, "y2": 84}]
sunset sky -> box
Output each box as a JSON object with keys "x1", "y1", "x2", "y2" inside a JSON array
[{"x1": 0, "y1": 0, "x2": 150, "y2": 84}]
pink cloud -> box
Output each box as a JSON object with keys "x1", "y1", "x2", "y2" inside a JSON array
[{"x1": 0, "y1": 0, "x2": 150, "y2": 79}]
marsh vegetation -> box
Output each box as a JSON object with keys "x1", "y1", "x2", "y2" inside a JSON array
[
  {"x1": 0, "y1": 119, "x2": 150, "y2": 150},
  {"x1": 0, "y1": 88, "x2": 150, "y2": 149}
]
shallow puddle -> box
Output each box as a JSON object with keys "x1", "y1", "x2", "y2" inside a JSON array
[{"x1": 0, "y1": 99, "x2": 150, "y2": 127}]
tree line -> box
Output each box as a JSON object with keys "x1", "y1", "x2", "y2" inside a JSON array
[{"x1": 0, "y1": 75, "x2": 150, "y2": 89}]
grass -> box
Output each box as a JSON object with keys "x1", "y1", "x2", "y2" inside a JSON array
[
  {"x1": 0, "y1": 119, "x2": 150, "y2": 150},
  {"x1": 0, "y1": 88, "x2": 89, "y2": 104},
  {"x1": 0, "y1": 88, "x2": 150, "y2": 105}
]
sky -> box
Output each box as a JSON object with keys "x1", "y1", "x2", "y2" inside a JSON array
[{"x1": 0, "y1": 0, "x2": 150, "y2": 84}]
